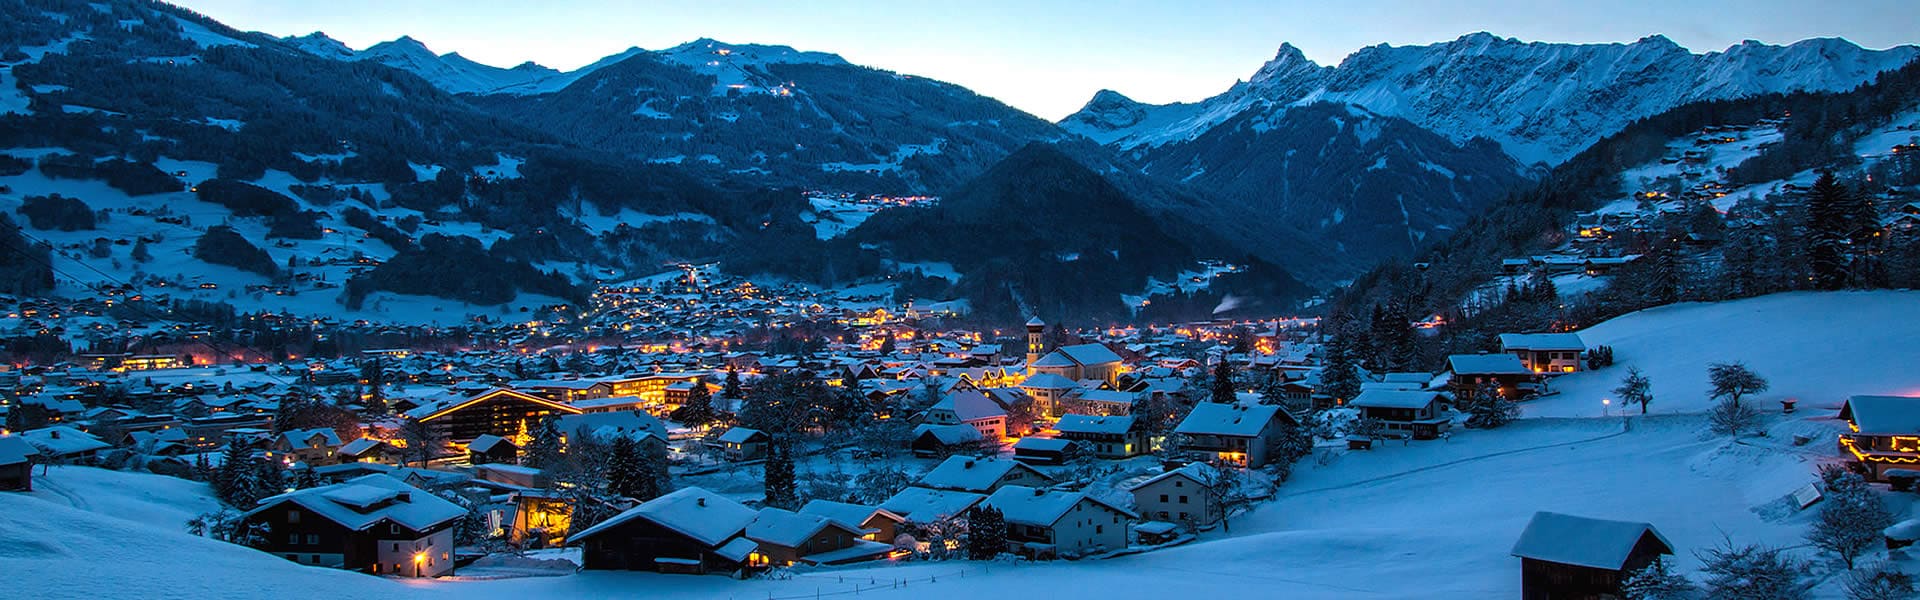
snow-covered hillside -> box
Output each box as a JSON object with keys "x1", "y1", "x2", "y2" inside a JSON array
[
  {"x1": 1526, "y1": 291, "x2": 1920, "y2": 418},
  {"x1": 1063, "y1": 34, "x2": 1919, "y2": 166}
]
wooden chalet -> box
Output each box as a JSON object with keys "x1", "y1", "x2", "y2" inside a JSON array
[
  {"x1": 1510, "y1": 512, "x2": 1673, "y2": 600},
  {"x1": 238, "y1": 474, "x2": 466, "y2": 577},
  {"x1": 1839, "y1": 395, "x2": 1920, "y2": 481},
  {"x1": 405, "y1": 388, "x2": 583, "y2": 446},
  {"x1": 571, "y1": 487, "x2": 763, "y2": 575}
]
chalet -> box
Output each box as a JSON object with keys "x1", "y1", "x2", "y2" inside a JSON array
[
  {"x1": 1011, "y1": 437, "x2": 1079, "y2": 465},
  {"x1": 1173, "y1": 402, "x2": 1297, "y2": 468},
  {"x1": 1839, "y1": 395, "x2": 1920, "y2": 481},
  {"x1": 1349, "y1": 390, "x2": 1452, "y2": 440},
  {"x1": 271, "y1": 428, "x2": 344, "y2": 467},
  {"x1": 239, "y1": 474, "x2": 465, "y2": 577},
  {"x1": 17, "y1": 426, "x2": 110, "y2": 463},
  {"x1": 743, "y1": 508, "x2": 892, "y2": 566},
  {"x1": 799, "y1": 500, "x2": 906, "y2": 545},
  {"x1": 1053, "y1": 414, "x2": 1147, "y2": 459},
  {"x1": 914, "y1": 456, "x2": 1054, "y2": 493},
  {"x1": 406, "y1": 388, "x2": 582, "y2": 446},
  {"x1": 556, "y1": 410, "x2": 669, "y2": 450},
  {"x1": 920, "y1": 390, "x2": 1008, "y2": 440},
  {"x1": 984, "y1": 485, "x2": 1136, "y2": 559},
  {"x1": 124, "y1": 429, "x2": 192, "y2": 456},
  {"x1": 1499, "y1": 333, "x2": 1587, "y2": 374},
  {"x1": 1510, "y1": 512, "x2": 1674, "y2": 600},
  {"x1": 1126, "y1": 462, "x2": 1223, "y2": 528},
  {"x1": 466, "y1": 434, "x2": 518, "y2": 465},
  {"x1": 879, "y1": 487, "x2": 986, "y2": 525},
  {"x1": 1028, "y1": 343, "x2": 1126, "y2": 388},
  {"x1": 337, "y1": 438, "x2": 403, "y2": 465},
  {"x1": 1447, "y1": 354, "x2": 1536, "y2": 400},
  {"x1": 711, "y1": 427, "x2": 770, "y2": 461},
  {"x1": 0, "y1": 435, "x2": 38, "y2": 491},
  {"x1": 519, "y1": 379, "x2": 613, "y2": 403},
  {"x1": 910, "y1": 424, "x2": 985, "y2": 457},
  {"x1": 571, "y1": 487, "x2": 763, "y2": 575}
]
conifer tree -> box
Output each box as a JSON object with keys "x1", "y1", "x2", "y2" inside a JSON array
[
  {"x1": 1807, "y1": 171, "x2": 1852, "y2": 291},
  {"x1": 1210, "y1": 359, "x2": 1238, "y2": 404},
  {"x1": 604, "y1": 435, "x2": 644, "y2": 500},
  {"x1": 762, "y1": 437, "x2": 798, "y2": 509},
  {"x1": 523, "y1": 416, "x2": 563, "y2": 470},
  {"x1": 967, "y1": 505, "x2": 1007, "y2": 560}
]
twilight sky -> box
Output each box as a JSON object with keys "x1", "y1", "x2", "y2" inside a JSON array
[{"x1": 175, "y1": 0, "x2": 1920, "y2": 120}]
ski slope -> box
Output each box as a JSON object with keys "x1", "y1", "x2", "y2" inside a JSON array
[{"x1": 1525, "y1": 291, "x2": 1920, "y2": 418}]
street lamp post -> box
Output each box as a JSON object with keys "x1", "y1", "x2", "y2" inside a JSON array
[{"x1": 1602, "y1": 398, "x2": 1610, "y2": 417}]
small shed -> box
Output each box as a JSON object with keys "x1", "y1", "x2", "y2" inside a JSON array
[
  {"x1": 1011, "y1": 437, "x2": 1079, "y2": 465},
  {"x1": 1511, "y1": 512, "x2": 1673, "y2": 600}
]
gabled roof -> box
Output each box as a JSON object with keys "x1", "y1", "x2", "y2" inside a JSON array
[
  {"x1": 279, "y1": 428, "x2": 342, "y2": 450},
  {"x1": 1174, "y1": 403, "x2": 1291, "y2": 438},
  {"x1": 1057, "y1": 343, "x2": 1123, "y2": 366},
  {"x1": 569, "y1": 487, "x2": 759, "y2": 546},
  {"x1": 16, "y1": 426, "x2": 110, "y2": 457},
  {"x1": 406, "y1": 388, "x2": 583, "y2": 421},
  {"x1": 1498, "y1": 333, "x2": 1587, "y2": 352},
  {"x1": 338, "y1": 437, "x2": 392, "y2": 457},
  {"x1": 984, "y1": 485, "x2": 1137, "y2": 527},
  {"x1": 913, "y1": 423, "x2": 984, "y2": 445},
  {"x1": 1510, "y1": 511, "x2": 1673, "y2": 570},
  {"x1": 715, "y1": 427, "x2": 766, "y2": 444},
  {"x1": 1020, "y1": 373, "x2": 1079, "y2": 390},
  {"x1": 1055, "y1": 414, "x2": 1134, "y2": 436},
  {"x1": 244, "y1": 474, "x2": 464, "y2": 532},
  {"x1": 1012, "y1": 437, "x2": 1075, "y2": 452},
  {"x1": 1350, "y1": 390, "x2": 1443, "y2": 410},
  {"x1": 556, "y1": 410, "x2": 667, "y2": 443},
  {"x1": 746, "y1": 507, "x2": 864, "y2": 548},
  {"x1": 1030, "y1": 353, "x2": 1078, "y2": 368},
  {"x1": 467, "y1": 434, "x2": 514, "y2": 454},
  {"x1": 931, "y1": 390, "x2": 1007, "y2": 422},
  {"x1": 916, "y1": 456, "x2": 1053, "y2": 492},
  {"x1": 1842, "y1": 395, "x2": 1920, "y2": 434},
  {"x1": 798, "y1": 499, "x2": 903, "y2": 530},
  {"x1": 0, "y1": 435, "x2": 40, "y2": 466},
  {"x1": 1447, "y1": 354, "x2": 1532, "y2": 375},
  {"x1": 879, "y1": 487, "x2": 985, "y2": 523},
  {"x1": 1125, "y1": 462, "x2": 1221, "y2": 491},
  {"x1": 1073, "y1": 389, "x2": 1136, "y2": 405}
]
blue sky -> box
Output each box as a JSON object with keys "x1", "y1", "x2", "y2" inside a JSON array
[{"x1": 175, "y1": 0, "x2": 1920, "y2": 120}]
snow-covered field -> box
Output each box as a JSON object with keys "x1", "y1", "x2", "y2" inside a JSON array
[{"x1": 1526, "y1": 291, "x2": 1920, "y2": 418}]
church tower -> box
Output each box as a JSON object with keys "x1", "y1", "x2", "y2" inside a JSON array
[{"x1": 1025, "y1": 316, "x2": 1046, "y2": 367}]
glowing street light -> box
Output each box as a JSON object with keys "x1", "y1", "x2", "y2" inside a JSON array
[{"x1": 1602, "y1": 398, "x2": 1611, "y2": 417}]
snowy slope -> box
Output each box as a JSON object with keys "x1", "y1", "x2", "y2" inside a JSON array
[
  {"x1": 1064, "y1": 34, "x2": 1919, "y2": 165},
  {"x1": 353, "y1": 37, "x2": 559, "y2": 95},
  {"x1": 1526, "y1": 291, "x2": 1920, "y2": 418}
]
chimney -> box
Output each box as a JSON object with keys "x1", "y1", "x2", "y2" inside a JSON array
[
  {"x1": 696, "y1": 497, "x2": 707, "y2": 507},
  {"x1": 1032, "y1": 487, "x2": 1044, "y2": 497},
  {"x1": 50, "y1": 430, "x2": 60, "y2": 439},
  {"x1": 964, "y1": 459, "x2": 976, "y2": 469}
]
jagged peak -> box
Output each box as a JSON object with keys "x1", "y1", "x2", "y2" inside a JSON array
[{"x1": 1086, "y1": 89, "x2": 1140, "y2": 107}]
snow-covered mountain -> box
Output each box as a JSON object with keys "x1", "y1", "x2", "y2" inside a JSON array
[
  {"x1": 1063, "y1": 33, "x2": 1920, "y2": 166},
  {"x1": 346, "y1": 36, "x2": 561, "y2": 95}
]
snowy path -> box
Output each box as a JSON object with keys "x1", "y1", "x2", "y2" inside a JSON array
[
  {"x1": 1279, "y1": 418, "x2": 1634, "y2": 498},
  {"x1": 33, "y1": 471, "x2": 92, "y2": 511}
]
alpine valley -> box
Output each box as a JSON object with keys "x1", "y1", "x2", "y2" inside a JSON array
[{"x1": 0, "y1": 0, "x2": 1914, "y2": 324}]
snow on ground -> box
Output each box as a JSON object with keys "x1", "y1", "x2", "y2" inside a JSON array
[{"x1": 1526, "y1": 291, "x2": 1920, "y2": 418}]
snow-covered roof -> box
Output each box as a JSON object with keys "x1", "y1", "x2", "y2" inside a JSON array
[
  {"x1": 746, "y1": 507, "x2": 863, "y2": 548},
  {"x1": 1499, "y1": 333, "x2": 1587, "y2": 352},
  {"x1": 1055, "y1": 414, "x2": 1134, "y2": 436},
  {"x1": 931, "y1": 390, "x2": 1006, "y2": 422},
  {"x1": 1447, "y1": 354, "x2": 1532, "y2": 375},
  {"x1": 1174, "y1": 403, "x2": 1289, "y2": 438},
  {"x1": 984, "y1": 485, "x2": 1136, "y2": 527},
  {"x1": 1843, "y1": 395, "x2": 1920, "y2": 434},
  {"x1": 467, "y1": 434, "x2": 513, "y2": 453},
  {"x1": 1074, "y1": 389, "x2": 1136, "y2": 405},
  {"x1": 799, "y1": 500, "x2": 901, "y2": 530},
  {"x1": 244, "y1": 474, "x2": 465, "y2": 532},
  {"x1": 1030, "y1": 352, "x2": 1078, "y2": 368},
  {"x1": 879, "y1": 487, "x2": 985, "y2": 523},
  {"x1": 570, "y1": 487, "x2": 758, "y2": 546},
  {"x1": 337, "y1": 438, "x2": 390, "y2": 457},
  {"x1": 1126, "y1": 462, "x2": 1222, "y2": 491},
  {"x1": 916, "y1": 456, "x2": 1052, "y2": 492},
  {"x1": 1026, "y1": 316, "x2": 1046, "y2": 327},
  {"x1": 406, "y1": 388, "x2": 582, "y2": 421},
  {"x1": 714, "y1": 536, "x2": 759, "y2": 562},
  {"x1": 913, "y1": 423, "x2": 983, "y2": 445},
  {"x1": 1510, "y1": 511, "x2": 1672, "y2": 570},
  {"x1": 1021, "y1": 373, "x2": 1079, "y2": 390},
  {"x1": 1380, "y1": 372, "x2": 1435, "y2": 384},
  {"x1": 1350, "y1": 390, "x2": 1443, "y2": 410},
  {"x1": 715, "y1": 427, "x2": 765, "y2": 444},
  {"x1": 1012, "y1": 437, "x2": 1075, "y2": 452},
  {"x1": 17, "y1": 426, "x2": 110, "y2": 457},
  {"x1": 1058, "y1": 343, "x2": 1123, "y2": 366},
  {"x1": 0, "y1": 435, "x2": 40, "y2": 466},
  {"x1": 279, "y1": 428, "x2": 342, "y2": 450}
]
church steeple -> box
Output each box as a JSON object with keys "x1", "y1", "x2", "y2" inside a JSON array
[{"x1": 1025, "y1": 316, "x2": 1046, "y2": 367}]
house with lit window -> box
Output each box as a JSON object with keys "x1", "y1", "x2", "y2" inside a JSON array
[
  {"x1": 1498, "y1": 333, "x2": 1587, "y2": 374},
  {"x1": 238, "y1": 474, "x2": 465, "y2": 577},
  {"x1": 465, "y1": 434, "x2": 518, "y2": 465},
  {"x1": 743, "y1": 508, "x2": 892, "y2": 566},
  {"x1": 1126, "y1": 462, "x2": 1223, "y2": 528},
  {"x1": 1446, "y1": 354, "x2": 1537, "y2": 401},
  {"x1": 571, "y1": 487, "x2": 762, "y2": 575},
  {"x1": 919, "y1": 390, "x2": 1008, "y2": 441},
  {"x1": 710, "y1": 427, "x2": 770, "y2": 461},
  {"x1": 1053, "y1": 414, "x2": 1147, "y2": 459},
  {"x1": 1173, "y1": 402, "x2": 1297, "y2": 468},
  {"x1": 799, "y1": 500, "x2": 906, "y2": 545},
  {"x1": 271, "y1": 428, "x2": 344, "y2": 467},
  {"x1": 984, "y1": 485, "x2": 1136, "y2": 559},
  {"x1": 1839, "y1": 395, "x2": 1920, "y2": 481},
  {"x1": 1028, "y1": 343, "x2": 1126, "y2": 387},
  {"x1": 1349, "y1": 389, "x2": 1452, "y2": 440},
  {"x1": 518, "y1": 379, "x2": 613, "y2": 403}
]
